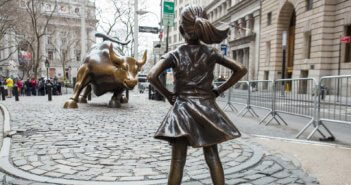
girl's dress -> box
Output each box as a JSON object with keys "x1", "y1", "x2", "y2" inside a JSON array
[{"x1": 154, "y1": 44, "x2": 241, "y2": 147}]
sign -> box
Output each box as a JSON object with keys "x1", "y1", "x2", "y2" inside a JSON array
[
  {"x1": 163, "y1": 1, "x2": 175, "y2": 27},
  {"x1": 139, "y1": 26, "x2": 159, "y2": 34},
  {"x1": 163, "y1": 1, "x2": 175, "y2": 14},
  {"x1": 220, "y1": 44, "x2": 228, "y2": 56},
  {"x1": 341, "y1": 36, "x2": 351, "y2": 43}
]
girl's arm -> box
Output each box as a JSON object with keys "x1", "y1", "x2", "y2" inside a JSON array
[
  {"x1": 215, "y1": 55, "x2": 247, "y2": 95},
  {"x1": 147, "y1": 58, "x2": 176, "y2": 105}
]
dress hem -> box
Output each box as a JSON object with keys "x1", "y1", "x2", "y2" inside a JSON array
[{"x1": 154, "y1": 133, "x2": 241, "y2": 148}]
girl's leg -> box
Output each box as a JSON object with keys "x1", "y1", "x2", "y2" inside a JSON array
[
  {"x1": 168, "y1": 140, "x2": 188, "y2": 185},
  {"x1": 203, "y1": 145, "x2": 225, "y2": 185}
]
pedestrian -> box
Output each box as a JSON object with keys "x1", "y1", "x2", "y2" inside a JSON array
[
  {"x1": 6, "y1": 77, "x2": 14, "y2": 98},
  {"x1": 24, "y1": 79, "x2": 31, "y2": 96},
  {"x1": 147, "y1": 6, "x2": 247, "y2": 185},
  {"x1": 16, "y1": 79, "x2": 23, "y2": 96},
  {"x1": 30, "y1": 77, "x2": 37, "y2": 96}
]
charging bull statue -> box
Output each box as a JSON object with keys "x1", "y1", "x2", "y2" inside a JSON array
[{"x1": 64, "y1": 33, "x2": 147, "y2": 109}]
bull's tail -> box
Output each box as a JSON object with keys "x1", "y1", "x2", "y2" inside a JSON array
[{"x1": 95, "y1": 33, "x2": 130, "y2": 45}]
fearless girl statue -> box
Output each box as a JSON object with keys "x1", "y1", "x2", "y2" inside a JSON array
[{"x1": 148, "y1": 5, "x2": 247, "y2": 185}]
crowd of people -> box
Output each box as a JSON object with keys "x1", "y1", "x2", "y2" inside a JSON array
[{"x1": 0, "y1": 77, "x2": 63, "y2": 98}]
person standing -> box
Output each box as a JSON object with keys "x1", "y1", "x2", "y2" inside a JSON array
[
  {"x1": 16, "y1": 79, "x2": 23, "y2": 96},
  {"x1": 6, "y1": 77, "x2": 14, "y2": 98},
  {"x1": 148, "y1": 6, "x2": 247, "y2": 185}
]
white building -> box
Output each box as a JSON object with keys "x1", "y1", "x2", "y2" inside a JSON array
[{"x1": 0, "y1": 0, "x2": 97, "y2": 81}]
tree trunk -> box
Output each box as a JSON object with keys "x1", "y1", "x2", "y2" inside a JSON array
[{"x1": 33, "y1": 37, "x2": 40, "y2": 79}]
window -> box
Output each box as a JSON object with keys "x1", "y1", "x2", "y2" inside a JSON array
[
  {"x1": 306, "y1": 0, "x2": 313, "y2": 11},
  {"x1": 345, "y1": 25, "x2": 351, "y2": 63},
  {"x1": 305, "y1": 32, "x2": 312, "y2": 59},
  {"x1": 48, "y1": 50, "x2": 54, "y2": 60},
  {"x1": 266, "y1": 41, "x2": 271, "y2": 63},
  {"x1": 267, "y1": 12, "x2": 272, "y2": 26}
]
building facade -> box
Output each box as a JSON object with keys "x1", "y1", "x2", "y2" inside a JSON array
[
  {"x1": 0, "y1": 0, "x2": 97, "y2": 81},
  {"x1": 166, "y1": 0, "x2": 212, "y2": 50},
  {"x1": 42, "y1": 0, "x2": 97, "y2": 82},
  {"x1": 207, "y1": 0, "x2": 261, "y2": 80},
  {"x1": 259, "y1": 0, "x2": 351, "y2": 82}
]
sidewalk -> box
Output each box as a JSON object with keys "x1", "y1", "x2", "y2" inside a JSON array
[
  {"x1": 0, "y1": 92, "x2": 323, "y2": 184},
  {"x1": 253, "y1": 136, "x2": 351, "y2": 185}
]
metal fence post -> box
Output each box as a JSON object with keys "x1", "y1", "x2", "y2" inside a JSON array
[
  {"x1": 237, "y1": 81, "x2": 259, "y2": 118},
  {"x1": 223, "y1": 86, "x2": 238, "y2": 112},
  {"x1": 14, "y1": 85, "x2": 19, "y2": 101},
  {"x1": 1, "y1": 86, "x2": 6, "y2": 101}
]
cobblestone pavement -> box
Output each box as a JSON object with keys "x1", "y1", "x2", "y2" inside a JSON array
[{"x1": 0, "y1": 92, "x2": 319, "y2": 185}]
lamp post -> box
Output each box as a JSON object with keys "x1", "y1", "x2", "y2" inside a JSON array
[{"x1": 45, "y1": 58, "x2": 50, "y2": 79}]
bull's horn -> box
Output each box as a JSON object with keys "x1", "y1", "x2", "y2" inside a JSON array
[
  {"x1": 109, "y1": 44, "x2": 123, "y2": 65},
  {"x1": 137, "y1": 50, "x2": 147, "y2": 67}
]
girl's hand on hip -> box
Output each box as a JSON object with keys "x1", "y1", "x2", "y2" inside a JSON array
[{"x1": 166, "y1": 93, "x2": 177, "y2": 105}]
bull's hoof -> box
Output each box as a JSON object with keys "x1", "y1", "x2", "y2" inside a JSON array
[
  {"x1": 120, "y1": 96, "x2": 128, "y2": 104},
  {"x1": 109, "y1": 99, "x2": 121, "y2": 108},
  {"x1": 64, "y1": 99, "x2": 78, "y2": 109},
  {"x1": 78, "y1": 97, "x2": 88, "y2": 103}
]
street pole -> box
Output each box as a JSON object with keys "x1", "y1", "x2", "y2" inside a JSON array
[
  {"x1": 46, "y1": 67, "x2": 49, "y2": 79},
  {"x1": 281, "y1": 31, "x2": 287, "y2": 95},
  {"x1": 80, "y1": 0, "x2": 87, "y2": 60},
  {"x1": 134, "y1": 0, "x2": 139, "y2": 58}
]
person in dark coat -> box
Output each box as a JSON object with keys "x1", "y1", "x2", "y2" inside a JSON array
[
  {"x1": 148, "y1": 6, "x2": 247, "y2": 185},
  {"x1": 24, "y1": 79, "x2": 31, "y2": 96}
]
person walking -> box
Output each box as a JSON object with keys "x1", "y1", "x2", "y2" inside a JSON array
[
  {"x1": 6, "y1": 77, "x2": 14, "y2": 98},
  {"x1": 30, "y1": 78, "x2": 37, "y2": 96},
  {"x1": 16, "y1": 79, "x2": 23, "y2": 96},
  {"x1": 147, "y1": 6, "x2": 247, "y2": 185}
]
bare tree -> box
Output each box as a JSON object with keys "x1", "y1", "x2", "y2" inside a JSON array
[
  {"x1": 50, "y1": 30, "x2": 79, "y2": 81},
  {"x1": 0, "y1": 0, "x2": 18, "y2": 63},
  {"x1": 97, "y1": 0, "x2": 138, "y2": 56},
  {"x1": 17, "y1": 0, "x2": 57, "y2": 79}
]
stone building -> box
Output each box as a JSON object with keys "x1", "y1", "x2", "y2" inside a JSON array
[
  {"x1": 206, "y1": 0, "x2": 261, "y2": 80},
  {"x1": 166, "y1": 0, "x2": 212, "y2": 51},
  {"x1": 166, "y1": 0, "x2": 261, "y2": 80},
  {"x1": 259, "y1": 0, "x2": 351, "y2": 82},
  {"x1": 42, "y1": 0, "x2": 97, "y2": 82},
  {"x1": 0, "y1": 0, "x2": 97, "y2": 81}
]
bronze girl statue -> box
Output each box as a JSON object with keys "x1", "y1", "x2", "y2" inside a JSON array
[{"x1": 148, "y1": 5, "x2": 247, "y2": 185}]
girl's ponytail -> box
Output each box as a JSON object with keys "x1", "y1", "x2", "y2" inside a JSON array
[
  {"x1": 180, "y1": 6, "x2": 229, "y2": 44},
  {"x1": 194, "y1": 17, "x2": 229, "y2": 44}
]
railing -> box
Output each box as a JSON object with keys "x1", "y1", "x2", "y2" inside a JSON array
[{"x1": 221, "y1": 75, "x2": 351, "y2": 140}]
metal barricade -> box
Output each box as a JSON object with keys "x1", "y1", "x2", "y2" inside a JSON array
[
  {"x1": 246, "y1": 80, "x2": 274, "y2": 117},
  {"x1": 298, "y1": 75, "x2": 351, "y2": 140},
  {"x1": 260, "y1": 78, "x2": 317, "y2": 127},
  {"x1": 225, "y1": 81, "x2": 249, "y2": 113}
]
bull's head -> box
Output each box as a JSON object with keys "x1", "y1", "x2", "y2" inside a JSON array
[{"x1": 109, "y1": 44, "x2": 147, "y2": 89}]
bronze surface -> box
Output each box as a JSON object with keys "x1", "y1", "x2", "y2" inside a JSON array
[
  {"x1": 64, "y1": 41, "x2": 147, "y2": 109},
  {"x1": 148, "y1": 5, "x2": 247, "y2": 185}
]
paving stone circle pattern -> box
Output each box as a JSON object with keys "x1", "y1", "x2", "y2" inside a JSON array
[{"x1": 0, "y1": 93, "x2": 319, "y2": 185}]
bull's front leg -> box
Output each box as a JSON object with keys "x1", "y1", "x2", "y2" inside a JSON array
[
  {"x1": 78, "y1": 84, "x2": 92, "y2": 103},
  {"x1": 109, "y1": 91, "x2": 122, "y2": 108},
  {"x1": 64, "y1": 65, "x2": 90, "y2": 109}
]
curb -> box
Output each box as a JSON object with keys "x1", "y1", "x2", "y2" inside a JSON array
[{"x1": 252, "y1": 134, "x2": 351, "y2": 149}]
